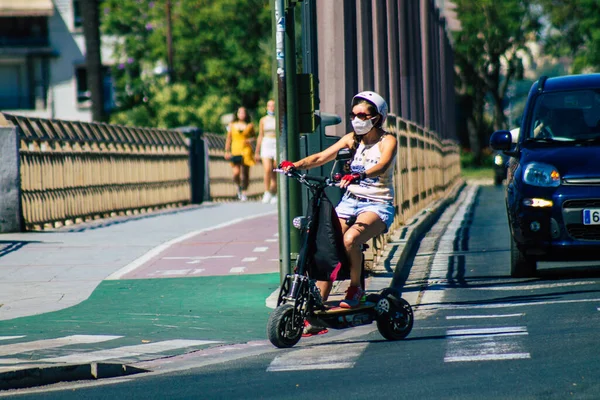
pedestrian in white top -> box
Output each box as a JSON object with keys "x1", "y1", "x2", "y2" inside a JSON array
[{"x1": 256, "y1": 99, "x2": 278, "y2": 204}]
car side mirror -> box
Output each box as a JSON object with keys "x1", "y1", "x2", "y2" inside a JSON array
[{"x1": 490, "y1": 130, "x2": 517, "y2": 154}]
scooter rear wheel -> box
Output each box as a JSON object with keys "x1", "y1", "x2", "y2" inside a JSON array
[
  {"x1": 267, "y1": 304, "x2": 303, "y2": 348},
  {"x1": 376, "y1": 290, "x2": 414, "y2": 340}
]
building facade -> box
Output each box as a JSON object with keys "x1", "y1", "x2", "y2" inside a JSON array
[{"x1": 0, "y1": 0, "x2": 114, "y2": 122}]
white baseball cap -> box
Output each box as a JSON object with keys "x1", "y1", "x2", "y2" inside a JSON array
[{"x1": 351, "y1": 91, "x2": 388, "y2": 124}]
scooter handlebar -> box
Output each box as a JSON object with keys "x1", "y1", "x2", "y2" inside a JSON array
[{"x1": 273, "y1": 168, "x2": 338, "y2": 187}]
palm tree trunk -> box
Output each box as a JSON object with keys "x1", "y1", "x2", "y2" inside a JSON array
[{"x1": 80, "y1": 0, "x2": 105, "y2": 122}]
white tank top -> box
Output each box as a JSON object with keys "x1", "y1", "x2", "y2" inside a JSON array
[
  {"x1": 262, "y1": 115, "x2": 276, "y2": 137},
  {"x1": 347, "y1": 134, "x2": 395, "y2": 203}
]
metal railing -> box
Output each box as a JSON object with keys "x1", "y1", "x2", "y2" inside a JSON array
[{"x1": 1, "y1": 112, "x2": 460, "y2": 273}]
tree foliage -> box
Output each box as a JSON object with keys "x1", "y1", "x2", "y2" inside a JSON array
[
  {"x1": 452, "y1": 0, "x2": 541, "y2": 164},
  {"x1": 100, "y1": 0, "x2": 272, "y2": 132},
  {"x1": 535, "y1": 0, "x2": 600, "y2": 73}
]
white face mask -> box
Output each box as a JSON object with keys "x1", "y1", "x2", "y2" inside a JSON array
[{"x1": 351, "y1": 117, "x2": 374, "y2": 135}]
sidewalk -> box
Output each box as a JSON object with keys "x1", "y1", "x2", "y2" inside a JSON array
[{"x1": 0, "y1": 181, "x2": 465, "y2": 390}]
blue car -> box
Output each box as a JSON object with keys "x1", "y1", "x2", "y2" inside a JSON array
[{"x1": 490, "y1": 73, "x2": 600, "y2": 277}]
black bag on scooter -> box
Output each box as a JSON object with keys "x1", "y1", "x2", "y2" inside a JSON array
[{"x1": 306, "y1": 194, "x2": 350, "y2": 282}]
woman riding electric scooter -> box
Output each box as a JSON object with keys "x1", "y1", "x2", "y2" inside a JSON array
[{"x1": 280, "y1": 91, "x2": 397, "y2": 335}]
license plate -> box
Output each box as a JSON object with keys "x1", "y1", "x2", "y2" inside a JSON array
[{"x1": 583, "y1": 209, "x2": 600, "y2": 225}]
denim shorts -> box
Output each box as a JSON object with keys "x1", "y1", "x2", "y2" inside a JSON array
[{"x1": 335, "y1": 193, "x2": 395, "y2": 232}]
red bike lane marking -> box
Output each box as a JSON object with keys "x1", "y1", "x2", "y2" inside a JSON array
[{"x1": 119, "y1": 214, "x2": 280, "y2": 279}]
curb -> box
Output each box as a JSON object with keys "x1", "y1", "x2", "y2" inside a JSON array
[
  {"x1": 0, "y1": 362, "x2": 148, "y2": 391},
  {"x1": 371, "y1": 179, "x2": 467, "y2": 276}
]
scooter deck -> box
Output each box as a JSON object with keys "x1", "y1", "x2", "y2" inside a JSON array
[{"x1": 313, "y1": 301, "x2": 376, "y2": 315}]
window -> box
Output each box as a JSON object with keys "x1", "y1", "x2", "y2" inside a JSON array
[
  {"x1": 73, "y1": 0, "x2": 82, "y2": 28},
  {"x1": 75, "y1": 65, "x2": 115, "y2": 111}
]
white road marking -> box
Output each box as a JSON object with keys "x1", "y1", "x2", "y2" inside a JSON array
[
  {"x1": 267, "y1": 343, "x2": 368, "y2": 371},
  {"x1": 242, "y1": 257, "x2": 257, "y2": 262},
  {"x1": 446, "y1": 313, "x2": 525, "y2": 320},
  {"x1": 0, "y1": 336, "x2": 24, "y2": 341},
  {"x1": 447, "y1": 326, "x2": 528, "y2": 337},
  {"x1": 155, "y1": 269, "x2": 191, "y2": 276},
  {"x1": 471, "y1": 281, "x2": 598, "y2": 291},
  {"x1": 230, "y1": 267, "x2": 246, "y2": 273},
  {"x1": 253, "y1": 247, "x2": 269, "y2": 252},
  {"x1": 265, "y1": 239, "x2": 278, "y2": 242},
  {"x1": 420, "y1": 297, "x2": 600, "y2": 311},
  {"x1": 192, "y1": 268, "x2": 205, "y2": 274},
  {"x1": 0, "y1": 335, "x2": 122, "y2": 357},
  {"x1": 417, "y1": 185, "x2": 479, "y2": 319},
  {"x1": 106, "y1": 211, "x2": 277, "y2": 280},
  {"x1": 444, "y1": 326, "x2": 530, "y2": 363},
  {"x1": 162, "y1": 256, "x2": 233, "y2": 261},
  {"x1": 39, "y1": 340, "x2": 221, "y2": 364}
]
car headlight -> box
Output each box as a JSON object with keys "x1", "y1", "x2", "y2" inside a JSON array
[
  {"x1": 523, "y1": 162, "x2": 560, "y2": 187},
  {"x1": 494, "y1": 154, "x2": 504, "y2": 166}
]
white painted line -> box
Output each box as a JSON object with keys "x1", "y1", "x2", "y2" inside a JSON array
[
  {"x1": 447, "y1": 327, "x2": 528, "y2": 336},
  {"x1": 420, "y1": 297, "x2": 600, "y2": 311},
  {"x1": 0, "y1": 335, "x2": 122, "y2": 357},
  {"x1": 230, "y1": 267, "x2": 246, "y2": 273},
  {"x1": 187, "y1": 260, "x2": 202, "y2": 264},
  {"x1": 106, "y1": 211, "x2": 277, "y2": 280},
  {"x1": 192, "y1": 268, "x2": 205, "y2": 274},
  {"x1": 445, "y1": 353, "x2": 531, "y2": 362},
  {"x1": 0, "y1": 336, "x2": 25, "y2": 341},
  {"x1": 159, "y1": 269, "x2": 191, "y2": 276},
  {"x1": 163, "y1": 256, "x2": 234, "y2": 260},
  {"x1": 39, "y1": 340, "x2": 221, "y2": 364},
  {"x1": 472, "y1": 281, "x2": 598, "y2": 291},
  {"x1": 446, "y1": 313, "x2": 525, "y2": 320},
  {"x1": 253, "y1": 247, "x2": 269, "y2": 252},
  {"x1": 265, "y1": 239, "x2": 278, "y2": 242},
  {"x1": 267, "y1": 343, "x2": 368, "y2": 372},
  {"x1": 242, "y1": 257, "x2": 258, "y2": 262}
]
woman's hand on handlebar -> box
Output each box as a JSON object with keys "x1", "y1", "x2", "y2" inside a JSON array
[
  {"x1": 278, "y1": 160, "x2": 296, "y2": 173},
  {"x1": 339, "y1": 172, "x2": 365, "y2": 188}
]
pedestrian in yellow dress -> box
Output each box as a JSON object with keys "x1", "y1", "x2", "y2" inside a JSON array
[{"x1": 224, "y1": 106, "x2": 256, "y2": 201}]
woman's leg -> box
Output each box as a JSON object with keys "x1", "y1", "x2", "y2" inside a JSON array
[
  {"x1": 231, "y1": 164, "x2": 241, "y2": 190},
  {"x1": 342, "y1": 212, "x2": 386, "y2": 287},
  {"x1": 267, "y1": 158, "x2": 277, "y2": 194},
  {"x1": 261, "y1": 157, "x2": 272, "y2": 193},
  {"x1": 241, "y1": 165, "x2": 250, "y2": 193}
]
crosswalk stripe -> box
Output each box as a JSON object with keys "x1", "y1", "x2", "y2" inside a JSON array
[
  {"x1": 444, "y1": 326, "x2": 530, "y2": 363},
  {"x1": 39, "y1": 339, "x2": 221, "y2": 364},
  {"x1": 0, "y1": 335, "x2": 122, "y2": 357},
  {"x1": 0, "y1": 336, "x2": 25, "y2": 341},
  {"x1": 267, "y1": 343, "x2": 368, "y2": 372}
]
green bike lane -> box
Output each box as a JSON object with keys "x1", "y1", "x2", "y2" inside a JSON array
[{"x1": 0, "y1": 273, "x2": 280, "y2": 351}]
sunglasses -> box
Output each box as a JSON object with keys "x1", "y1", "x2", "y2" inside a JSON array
[{"x1": 349, "y1": 112, "x2": 374, "y2": 121}]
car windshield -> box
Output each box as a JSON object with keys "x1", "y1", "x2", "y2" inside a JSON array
[{"x1": 527, "y1": 88, "x2": 600, "y2": 143}]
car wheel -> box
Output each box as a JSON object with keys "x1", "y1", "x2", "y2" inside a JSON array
[
  {"x1": 494, "y1": 175, "x2": 504, "y2": 186},
  {"x1": 510, "y1": 234, "x2": 536, "y2": 277}
]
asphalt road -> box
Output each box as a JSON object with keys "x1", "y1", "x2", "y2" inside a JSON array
[{"x1": 5, "y1": 183, "x2": 600, "y2": 399}]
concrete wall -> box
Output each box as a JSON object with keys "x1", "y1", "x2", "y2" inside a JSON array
[{"x1": 0, "y1": 126, "x2": 22, "y2": 233}]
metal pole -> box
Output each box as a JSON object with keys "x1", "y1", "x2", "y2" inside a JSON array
[
  {"x1": 274, "y1": 0, "x2": 291, "y2": 282},
  {"x1": 166, "y1": 0, "x2": 174, "y2": 83},
  {"x1": 285, "y1": 5, "x2": 302, "y2": 259}
]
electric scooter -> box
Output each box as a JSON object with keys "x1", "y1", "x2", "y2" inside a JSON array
[{"x1": 267, "y1": 151, "x2": 413, "y2": 348}]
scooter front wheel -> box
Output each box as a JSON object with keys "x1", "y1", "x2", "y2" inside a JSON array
[
  {"x1": 376, "y1": 290, "x2": 414, "y2": 340},
  {"x1": 267, "y1": 304, "x2": 303, "y2": 348}
]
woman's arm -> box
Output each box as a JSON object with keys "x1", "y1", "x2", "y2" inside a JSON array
[
  {"x1": 255, "y1": 119, "x2": 265, "y2": 159},
  {"x1": 224, "y1": 125, "x2": 233, "y2": 159},
  {"x1": 293, "y1": 133, "x2": 353, "y2": 170}
]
